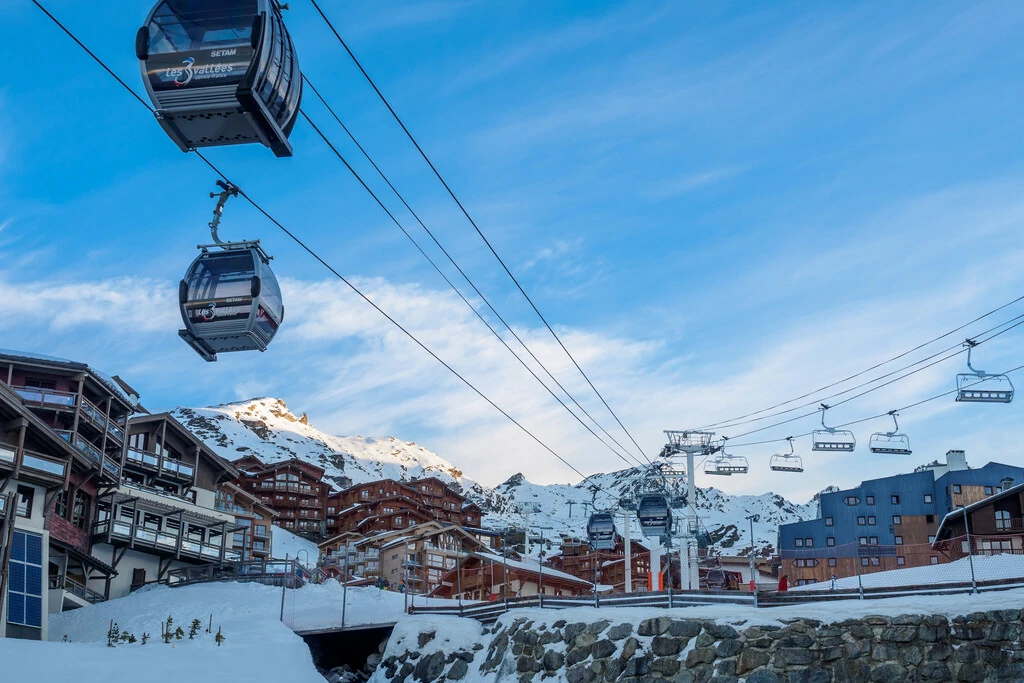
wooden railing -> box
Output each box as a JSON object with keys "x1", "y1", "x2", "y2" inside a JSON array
[
  {"x1": 50, "y1": 574, "x2": 106, "y2": 604},
  {"x1": 0, "y1": 443, "x2": 68, "y2": 479}
]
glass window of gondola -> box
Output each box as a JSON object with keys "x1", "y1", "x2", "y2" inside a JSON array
[
  {"x1": 145, "y1": 0, "x2": 257, "y2": 91},
  {"x1": 187, "y1": 252, "x2": 256, "y2": 302},
  {"x1": 258, "y1": 267, "x2": 283, "y2": 320}
]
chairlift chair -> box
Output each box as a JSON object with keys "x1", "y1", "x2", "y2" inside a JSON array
[
  {"x1": 704, "y1": 457, "x2": 731, "y2": 476},
  {"x1": 868, "y1": 412, "x2": 912, "y2": 455},
  {"x1": 586, "y1": 512, "x2": 616, "y2": 550},
  {"x1": 636, "y1": 494, "x2": 672, "y2": 540},
  {"x1": 618, "y1": 496, "x2": 637, "y2": 511},
  {"x1": 956, "y1": 340, "x2": 1014, "y2": 403},
  {"x1": 770, "y1": 436, "x2": 804, "y2": 472},
  {"x1": 812, "y1": 404, "x2": 856, "y2": 452}
]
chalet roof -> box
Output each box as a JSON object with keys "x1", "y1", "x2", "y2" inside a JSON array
[
  {"x1": 129, "y1": 413, "x2": 239, "y2": 481},
  {"x1": 0, "y1": 349, "x2": 137, "y2": 408},
  {"x1": 933, "y1": 481, "x2": 1024, "y2": 543},
  {"x1": 466, "y1": 550, "x2": 594, "y2": 587},
  {"x1": 409, "y1": 476, "x2": 466, "y2": 500},
  {"x1": 236, "y1": 456, "x2": 325, "y2": 479}
]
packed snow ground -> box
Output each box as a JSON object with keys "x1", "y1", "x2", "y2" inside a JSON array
[
  {"x1": 792, "y1": 552, "x2": 1024, "y2": 591},
  {"x1": 8, "y1": 582, "x2": 324, "y2": 683},
  {"x1": 272, "y1": 524, "x2": 320, "y2": 566},
  {"x1": 282, "y1": 581, "x2": 468, "y2": 633},
  {"x1": 372, "y1": 586, "x2": 1024, "y2": 682}
]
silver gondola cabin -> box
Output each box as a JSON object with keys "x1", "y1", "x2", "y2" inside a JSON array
[
  {"x1": 178, "y1": 181, "x2": 284, "y2": 361},
  {"x1": 136, "y1": 0, "x2": 302, "y2": 157},
  {"x1": 586, "y1": 512, "x2": 616, "y2": 551}
]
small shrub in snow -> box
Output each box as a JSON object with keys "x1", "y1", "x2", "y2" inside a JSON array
[
  {"x1": 174, "y1": 626, "x2": 185, "y2": 641},
  {"x1": 141, "y1": 633, "x2": 150, "y2": 645},
  {"x1": 215, "y1": 627, "x2": 225, "y2": 647},
  {"x1": 189, "y1": 619, "x2": 202, "y2": 639}
]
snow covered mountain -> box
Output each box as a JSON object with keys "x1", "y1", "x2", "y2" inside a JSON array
[{"x1": 171, "y1": 398, "x2": 816, "y2": 554}]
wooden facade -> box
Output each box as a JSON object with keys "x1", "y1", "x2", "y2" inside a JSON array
[
  {"x1": 216, "y1": 483, "x2": 276, "y2": 560},
  {"x1": 325, "y1": 477, "x2": 482, "y2": 537},
  {"x1": 232, "y1": 456, "x2": 329, "y2": 539}
]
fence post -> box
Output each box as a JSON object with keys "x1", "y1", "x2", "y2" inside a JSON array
[
  {"x1": 341, "y1": 549, "x2": 349, "y2": 629},
  {"x1": 279, "y1": 580, "x2": 287, "y2": 622},
  {"x1": 962, "y1": 508, "x2": 978, "y2": 594}
]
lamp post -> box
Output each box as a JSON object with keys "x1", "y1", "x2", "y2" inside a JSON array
[
  {"x1": 537, "y1": 533, "x2": 545, "y2": 608},
  {"x1": 746, "y1": 514, "x2": 759, "y2": 605},
  {"x1": 960, "y1": 505, "x2": 978, "y2": 594}
]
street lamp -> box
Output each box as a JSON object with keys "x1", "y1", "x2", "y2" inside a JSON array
[
  {"x1": 745, "y1": 514, "x2": 759, "y2": 602},
  {"x1": 958, "y1": 505, "x2": 978, "y2": 594}
]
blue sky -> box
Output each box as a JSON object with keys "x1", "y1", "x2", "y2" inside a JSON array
[{"x1": 2, "y1": 0, "x2": 1024, "y2": 499}]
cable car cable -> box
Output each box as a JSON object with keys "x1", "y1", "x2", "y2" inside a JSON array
[
  {"x1": 28, "y1": 0, "x2": 629, "y2": 498},
  {"x1": 707, "y1": 312, "x2": 1024, "y2": 432},
  {"x1": 298, "y1": 101, "x2": 645, "y2": 469},
  {"x1": 697, "y1": 292, "x2": 1024, "y2": 430},
  {"x1": 307, "y1": 0, "x2": 649, "y2": 462},
  {"x1": 300, "y1": 75, "x2": 650, "y2": 467}
]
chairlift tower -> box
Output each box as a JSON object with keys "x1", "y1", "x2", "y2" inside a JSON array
[{"x1": 661, "y1": 431, "x2": 718, "y2": 591}]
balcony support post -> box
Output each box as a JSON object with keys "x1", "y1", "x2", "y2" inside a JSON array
[
  {"x1": 218, "y1": 521, "x2": 228, "y2": 565},
  {"x1": 98, "y1": 398, "x2": 111, "y2": 463},
  {"x1": 128, "y1": 499, "x2": 138, "y2": 550},
  {"x1": 175, "y1": 510, "x2": 185, "y2": 561},
  {"x1": 158, "y1": 421, "x2": 168, "y2": 474},
  {"x1": 70, "y1": 375, "x2": 84, "y2": 442},
  {"x1": 12, "y1": 422, "x2": 26, "y2": 480}
]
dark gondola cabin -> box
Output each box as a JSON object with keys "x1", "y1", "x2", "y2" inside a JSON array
[
  {"x1": 178, "y1": 244, "x2": 283, "y2": 361},
  {"x1": 586, "y1": 512, "x2": 616, "y2": 550},
  {"x1": 136, "y1": 0, "x2": 302, "y2": 157},
  {"x1": 637, "y1": 494, "x2": 671, "y2": 540}
]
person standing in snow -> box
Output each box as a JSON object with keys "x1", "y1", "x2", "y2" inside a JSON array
[
  {"x1": 830, "y1": 574, "x2": 838, "y2": 591},
  {"x1": 777, "y1": 574, "x2": 789, "y2": 592}
]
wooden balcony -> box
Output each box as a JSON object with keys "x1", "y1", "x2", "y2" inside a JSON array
[
  {"x1": 0, "y1": 442, "x2": 68, "y2": 483},
  {"x1": 53, "y1": 430, "x2": 120, "y2": 481},
  {"x1": 12, "y1": 385, "x2": 76, "y2": 410},
  {"x1": 78, "y1": 396, "x2": 126, "y2": 445},
  {"x1": 125, "y1": 447, "x2": 195, "y2": 482},
  {"x1": 93, "y1": 519, "x2": 240, "y2": 563}
]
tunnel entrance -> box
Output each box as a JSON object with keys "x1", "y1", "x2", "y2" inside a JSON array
[{"x1": 303, "y1": 626, "x2": 394, "y2": 681}]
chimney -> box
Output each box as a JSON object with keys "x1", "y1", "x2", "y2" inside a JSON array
[
  {"x1": 945, "y1": 450, "x2": 968, "y2": 471},
  {"x1": 1001, "y1": 477, "x2": 1014, "y2": 492}
]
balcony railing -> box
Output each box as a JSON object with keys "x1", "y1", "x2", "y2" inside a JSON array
[
  {"x1": 50, "y1": 574, "x2": 106, "y2": 604},
  {"x1": 54, "y1": 430, "x2": 119, "y2": 479},
  {"x1": 94, "y1": 520, "x2": 238, "y2": 563},
  {"x1": 162, "y1": 459, "x2": 195, "y2": 479},
  {"x1": 12, "y1": 385, "x2": 76, "y2": 408},
  {"x1": 126, "y1": 447, "x2": 159, "y2": 469},
  {"x1": 0, "y1": 443, "x2": 68, "y2": 479},
  {"x1": 79, "y1": 396, "x2": 124, "y2": 443}
]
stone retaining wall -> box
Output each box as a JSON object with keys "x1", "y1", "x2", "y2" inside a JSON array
[{"x1": 375, "y1": 609, "x2": 1024, "y2": 682}]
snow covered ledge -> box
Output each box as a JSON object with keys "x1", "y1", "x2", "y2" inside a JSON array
[{"x1": 371, "y1": 589, "x2": 1024, "y2": 682}]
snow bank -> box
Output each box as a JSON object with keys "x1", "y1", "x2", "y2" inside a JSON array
[
  {"x1": 272, "y1": 524, "x2": 320, "y2": 566},
  {"x1": 6, "y1": 582, "x2": 324, "y2": 683},
  {"x1": 792, "y1": 553, "x2": 1024, "y2": 591}
]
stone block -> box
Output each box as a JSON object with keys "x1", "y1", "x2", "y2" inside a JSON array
[
  {"x1": 418, "y1": 631, "x2": 436, "y2": 648},
  {"x1": 591, "y1": 639, "x2": 616, "y2": 660},
  {"x1": 705, "y1": 624, "x2": 739, "y2": 640},
  {"x1": 638, "y1": 616, "x2": 672, "y2": 637},
  {"x1": 447, "y1": 659, "x2": 469, "y2": 680},
  {"x1": 566, "y1": 665, "x2": 596, "y2": 683},
  {"x1": 567, "y1": 643, "x2": 592, "y2": 667},
  {"x1": 871, "y1": 644, "x2": 897, "y2": 662},
  {"x1": 686, "y1": 647, "x2": 716, "y2": 668},
  {"x1": 863, "y1": 616, "x2": 890, "y2": 626},
  {"x1": 543, "y1": 649, "x2": 565, "y2": 671},
  {"x1": 847, "y1": 623, "x2": 874, "y2": 639},
  {"x1": 669, "y1": 620, "x2": 703, "y2": 638},
  {"x1": 619, "y1": 637, "x2": 639, "y2": 661},
  {"x1": 988, "y1": 608, "x2": 1020, "y2": 622},
  {"x1": 954, "y1": 662, "x2": 986, "y2": 682},
  {"x1": 901, "y1": 645, "x2": 923, "y2": 667},
  {"x1": 651, "y1": 657, "x2": 682, "y2": 676},
  {"x1": 924, "y1": 615, "x2": 948, "y2": 627},
  {"x1": 916, "y1": 662, "x2": 951, "y2": 681},
  {"x1": 539, "y1": 630, "x2": 562, "y2": 645},
  {"x1": 589, "y1": 659, "x2": 606, "y2": 677},
  {"x1": 586, "y1": 620, "x2": 611, "y2": 635},
  {"x1": 573, "y1": 632, "x2": 598, "y2": 652},
  {"x1": 737, "y1": 648, "x2": 770, "y2": 674},
  {"x1": 745, "y1": 671, "x2": 782, "y2": 683},
  {"x1": 715, "y1": 658, "x2": 737, "y2": 677},
  {"x1": 954, "y1": 645, "x2": 978, "y2": 664},
  {"x1": 517, "y1": 655, "x2": 541, "y2": 674},
  {"x1": 564, "y1": 623, "x2": 587, "y2": 643},
  {"x1": 822, "y1": 646, "x2": 844, "y2": 663},
  {"x1": 608, "y1": 623, "x2": 633, "y2": 641},
  {"x1": 652, "y1": 636, "x2": 685, "y2": 657},
  {"x1": 787, "y1": 669, "x2": 831, "y2": 683},
  {"x1": 844, "y1": 640, "x2": 870, "y2": 660},
  {"x1": 622, "y1": 656, "x2": 649, "y2": 677},
  {"x1": 695, "y1": 632, "x2": 716, "y2": 648},
  {"x1": 670, "y1": 669, "x2": 695, "y2": 683},
  {"x1": 775, "y1": 647, "x2": 817, "y2": 667},
  {"x1": 715, "y1": 639, "x2": 742, "y2": 658},
  {"x1": 868, "y1": 663, "x2": 903, "y2": 683},
  {"x1": 553, "y1": 620, "x2": 567, "y2": 629},
  {"x1": 926, "y1": 642, "x2": 953, "y2": 662},
  {"x1": 413, "y1": 651, "x2": 445, "y2": 681},
  {"x1": 455, "y1": 651, "x2": 474, "y2": 662},
  {"x1": 880, "y1": 625, "x2": 918, "y2": 643},
  {"x1": 602, "y1": 658, "x2": 625, "y2": 681}
]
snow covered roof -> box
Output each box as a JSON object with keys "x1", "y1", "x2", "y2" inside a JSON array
[
  {"x1": 0, "y1": 349, "x2": 137, "y2": 406},
  {"x1": 473, "y1": 551, "x2": 594, "y2": 587}
]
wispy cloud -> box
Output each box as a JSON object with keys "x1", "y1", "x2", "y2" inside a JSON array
[{"x1": 646, "y1": 165, "x2": 752, "y2": 199}]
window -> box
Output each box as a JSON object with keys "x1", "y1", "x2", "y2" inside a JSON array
[
  {"x1": 826, "y1": 537, "x2": 835, "y2": 547},
  {"x1": 861, "y1": 558, "x2": 869, "y2": 566},
  {"x1": 897, "y1": 556, "x2": 905, "y2": 566},
  {"x1": 857, "y1": 516, "x2": 866, "y2": 526},
  {"x1": 794, "y1": 538, "x2": 804, "y2": 547},
  {"x1": 16, "y1": 486, "x2": 34, "y2": 518},
  {"x1": 870, "y1": 557, "x2": 880, "y2": 566},
  {"x1": 7, "y1": 531, "x2": 44, "y2": 629},
  {"x1": 893, "y1": 515, "x2": 902, "y2": 525},
  {"x1": 985, "y1": 486, "x2": 994, "y2": 495},
  {"x1": 895, "y1": 536, "x2": 903, "y2": 545},
  {"x1": 859, "y1": 536, "x2": 868, "y2": 545},
  {"x1": 129, "y1": 432, "x2": 147, "y2": 450},
  {"x1": 72, "y1": 491, "x2": 91, "y2": 530},
  {"x1": 868, "y1": 516, "x2": 876, "y2": 526},
  {"x1": 930, "y1": 556, "x2": 939, "y2": 565},
  {"x1": 360, "y1": 490, "x2": 369, "y2": 499},
  {"x1": 843, "y1": 496, "x2": 861, "y2": 506},
  {"x1": 924, "y1": 494, "x2": 933, "y2": 504},
  {"x1": 953, "y1": 485, "x2": 962, "y2": 494},
  {"x1": 805, "y1": 538, "x2": 814, "y2": 547},
  {"x1": 869, "y1": 537, "x2": 878, "y2": 545},
  {"x1": 824, "y1": 517, "x2": 834, "y2": 527},
  {"x1": 995, "y1": 510, "x2": 1011, "y2": 531},
  {"x1": 928, "y1": 535, "x2": 935, "y2": 543},
  {"x1": 926, "y1": 514, "x2": 935, "y2": 524},
  {"x1": 54, "y1": 490, "x2": 70, "y2": 520},
  {"x1": 828, "y1": 558, "x2": 837, "y2": 567},
  {"x1": 25, "y1": 378, "x2": 56, "y2": 390},
  {"x1": 866, "y1": 496, "x2": 875, "y2": 505},
  {"x1": 891, "y1": 495, "x2": 900, "y2": 505}
]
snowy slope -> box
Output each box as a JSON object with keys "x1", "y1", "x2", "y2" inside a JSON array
[
  {"x1": 792, "y1": 553, "x2": 1024, "y2": 591},
  {"x1": 172, "y1": 398, "x2": 815, "y2": 554},
  {"x1": 34, "y1": 582, "x2": 324, "y2": 683},
  {"x1": 272, "y1": 524, "x2": 320, "y2": 565}
]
